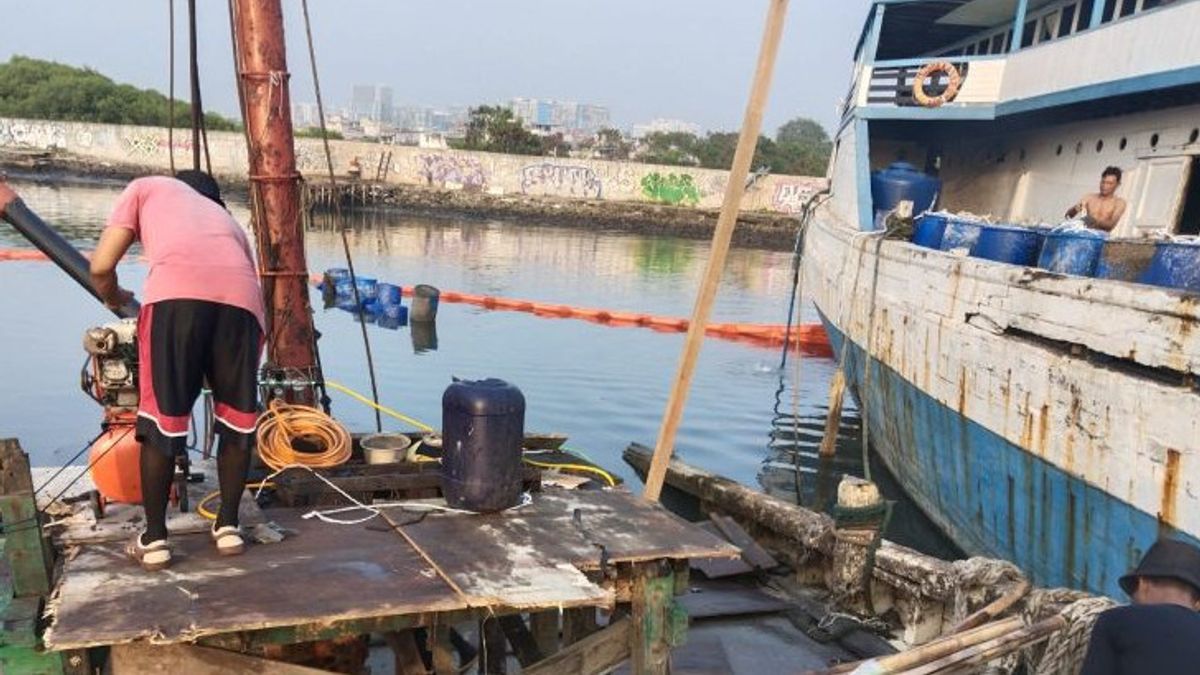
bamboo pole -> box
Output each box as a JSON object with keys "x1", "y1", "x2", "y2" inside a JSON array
[
  {"x1": 818, "y1": 616, "x2": 1023, "y2": 675},
  {"x1": 902, "y1": 615, "x2": 1067, "y2": 675},
  {"x1": 818, "y1": 368, "x2": 847, "y2": 456},
  {"x1": 950, "y1": 580, "x2": 1031, "y2": 634},
  {"x1": 642, "y1": 0, "x2": 791, "y2": 502}
]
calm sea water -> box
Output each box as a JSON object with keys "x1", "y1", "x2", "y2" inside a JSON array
[{"x1": 0, "y1": 178, "x2": 957, "y2": 558}]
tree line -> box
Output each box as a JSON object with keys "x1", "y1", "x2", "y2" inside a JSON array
[
  {"x1": 0, "y1": 56, "x2": 238, "y2": 131},
  {"x1": 459, "y1": 105, "x2": 830, "y2": 177}
]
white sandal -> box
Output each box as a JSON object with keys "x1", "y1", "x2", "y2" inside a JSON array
[
  {"x1": 211, "y1": 524, "x2": 245, "y2": 556},
  {"x1": 127, "y1": 533, "x2": 172, "y2": 571}
]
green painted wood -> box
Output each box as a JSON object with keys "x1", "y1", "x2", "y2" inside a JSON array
[
  {"x1": 0, "y1": 645, "x2": 67, "y2": 675},
  {"x1": 0, "y1": 440, "x2": 52, "y2": 598}
]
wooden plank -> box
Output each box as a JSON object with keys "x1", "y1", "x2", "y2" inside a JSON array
[
  {"x1": 529, "y1": 610, "x2": 559, "y2": 658},
  {"x1": 710, "y1": 514, "x2": 779, "y2": 571},
  {"x1": 1, "y1": 439, "x2": 52, "y2": 597},
  {"x1": 498, "y1": 615, "x2": 543, "y2": 666},
  {"x1": 677, "y1": 581, "x2": 791, "y2": 620},
  {"x1": 109, "y1": 643, "x2": 335, "y2": 674},
  {"x1": 401, "y1": 488, "x2": 738, "y2": 573},
  {"x1": 524, "y1": 618, "x2": 631, "y2": 675},
  {"x1": 563, "y1": 607, "x2": 600, "y2": 646},
  {"x1": 45, "y1": 508, "x2": 467, "y2": 649},
  {"x1": 430, "y1": 623, "x2": 456, "y2": 675},
  {"x1": 0, "y1": 595, "x2": 40, "y2": 647},
  {"x1": 630, "y1": 564, "x2": 676, "y2": 675},
  {"x1": 482, "y1": 616, "x2": 507, "y2": 674},
  {"x1": 383, "y1": 630, "x2": 428, "y2": 675},
  {"x1": 689, "y1": 523, "x2": 753, "y2": 579}
]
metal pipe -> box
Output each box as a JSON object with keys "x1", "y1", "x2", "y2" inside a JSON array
[{"x1": 1, "y1": 199, "x2": 139, "y2": 319}]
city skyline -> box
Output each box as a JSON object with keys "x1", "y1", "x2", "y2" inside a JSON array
[{"x1": 0, "y1": 1, "x2": 869, "y2": 135}]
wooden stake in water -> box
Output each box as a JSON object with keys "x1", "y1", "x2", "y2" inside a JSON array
[
  {"x1": 643, "y1": 0, "x2": 791, "y2": 502},
  {"x1": 819, "y1": 368, "x2": 846, "y2": 457}
]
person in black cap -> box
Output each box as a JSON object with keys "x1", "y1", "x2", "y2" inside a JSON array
[{"x1": 1081, "y1": 538, "x2": 1200, "y2": 674}]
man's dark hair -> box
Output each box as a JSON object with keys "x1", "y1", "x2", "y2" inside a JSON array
[
  {"x1": 175, "y1": 170, "x2": 225, "y2": 207},
  {"x1": 1102, "y1": 166, "x2": 1123, "y2": 182}
]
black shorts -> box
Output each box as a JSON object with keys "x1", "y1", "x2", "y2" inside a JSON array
[{"x1": 136, "y1": 300, "x2": 263, "y2": 457}]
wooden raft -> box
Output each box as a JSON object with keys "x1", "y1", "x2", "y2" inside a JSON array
[{"x1": 45, "y1": 487, "x2": 736, "y2": 651}]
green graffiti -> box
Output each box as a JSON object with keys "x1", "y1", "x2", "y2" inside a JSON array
[{"x1": 640, "y1": 172, "x2": 700, "y2": 206}]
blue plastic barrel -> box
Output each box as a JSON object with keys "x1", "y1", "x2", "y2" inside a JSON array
[
  {"x1": 1096, "y1": 240, "x2": 1157, "y2": 283},
  {"x1": 1038, "y1": 230, "x2": 1107, "y2": 276},
  {"x1": 382, "y1": 303, "x2": 409, "y2": 324},
  {"x1": 939, "y1": 218, "x2": 983, "y2": 252},
  {"x1": 871, "y1": 163, "x2": 941, "y2": 231},
  {"x1": 325, "y1": 268, "x2": 351, "y2": 282},
  {"x1": 1144, "y1": 240, "x2": 1200, "y2": 292},
  {"x1": 354, "y1": 277, "x2": 378, "y2": 299},
  {"x1": 376, "y1": 282, "x2": 403, "y2": 306},
  {"x1": 334, "y1": 279, "x2": 355, "y2": 298},
  {"x1": 912, "y1": 213, "x2": 950, "y2": 249},
  {"x1": 972, "y1": 225, "x2": 1044, "y2": 266}
]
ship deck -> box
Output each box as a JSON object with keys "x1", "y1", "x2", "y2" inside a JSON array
[{"x1": 45, "y1": 488, "x2": 737, "y2": 651}]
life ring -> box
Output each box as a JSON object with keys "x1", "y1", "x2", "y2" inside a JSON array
[{"x1": 912, "y1": 61, "x2": 961, "y2": 108}]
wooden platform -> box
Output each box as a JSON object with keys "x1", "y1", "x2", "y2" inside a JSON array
[{"x1": 45, "y1": 487, "x2": 737, "y2": 651}]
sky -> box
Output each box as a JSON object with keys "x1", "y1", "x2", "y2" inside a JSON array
[{"x1": 0, "y1": 1, "x2": 871, "y2": 135}]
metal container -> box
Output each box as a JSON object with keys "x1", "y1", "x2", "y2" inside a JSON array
[
  {"x1": 411, "y1": 284, "x2": 440, "y2": 322},
  {"x1": 440, "y1": 378, "x2": 525, "y2": 512},
  {"x1": 361, "y1": 433, "x2": 412, "y2": 465}
]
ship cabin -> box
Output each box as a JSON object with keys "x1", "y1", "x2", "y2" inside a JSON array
[{"x1": 830, "y1": 0, "x2": 1200, "y2": 241}]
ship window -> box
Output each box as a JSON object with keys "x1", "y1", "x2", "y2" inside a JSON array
[
  {"x1": 1120, "y1": 137, "x2": 1128, "y2": 150},
  {"x1": 1151, "y1": 133, "x2": 1160, "y2": 148},
  {"x1": 1076, "y1": 141, "x2": 1083, "y2": 154},
  {"x1": 1078, "y1": 1, "x2": 1094, "y2": 29},
  {"x1": 1102, "y1": 0, "x2": 1118, "y2": 23},
  {"x1": 1119, "y1": 0, "x2": 1137, "y2": 18},
  {"x1": 1039, "y1": 13, "x2": 1058, "y2": 43},
  {"x1": 978, "y1": 39, "x2": 990, "y2": 54},
  {"x1": 1021, "y1": 21, "x2": 1036, "y2": 48},
  {"x1": 1189, "y1": 129, "x2": 1198, "y2": 144},
  {"x1": 1142, "y1": 0, "x2": 1163, "y2": 8},
  {"x1": 991, "y1": 33, "x2": 1005, "y2": 54},
  {"x1": 1096, "y1": 140, "x2": 1104, "y2": 152},
  {"x1": 1059, "y1": 5, "x2": 1077, "y2": 37},
  {"x1": 965, "y1": 44, "x2": 977, "y2": 56},
  {"x1": 1056, "y1": 144, "x2": 1064, "y2": 156}
]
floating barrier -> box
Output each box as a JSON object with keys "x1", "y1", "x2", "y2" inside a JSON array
[{"x1": 311, "y1": 271, "x2": 832, "y2": 355}]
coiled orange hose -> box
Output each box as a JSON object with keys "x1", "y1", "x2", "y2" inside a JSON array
[{"x1": 256, "y1": 399, "x2": 352, "y2": 471}]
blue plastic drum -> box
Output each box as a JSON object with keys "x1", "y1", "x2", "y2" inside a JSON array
[
  {"x1": 1096, "y1": 240, "x2": 1157, "y2": 283},
  {"x1": 354, "y1": 277, "x2": 378, "y2": 299},
  {"x1": 376, "y1": 282, "x2": 403, "y2": 306},
  {"x1": 972, "y1": 224, "x2": 1044, "y2": 266},
  {"x1": 939, "y1": 218, "x2": 984, "y2": 252},
  {"x1": 912, "y1": 213, "x2": 950, "y2": 249},
  {"x1": 1144, "y1": 240, "x2": 1200, "y2": 292},
  {"x1": 1037, "y1": 230, "x2": 1107, "y2": 276}
]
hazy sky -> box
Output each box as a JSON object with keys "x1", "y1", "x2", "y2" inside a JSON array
[{"x1": 0, "y1": 1, "x2": 870, "y2": 134}]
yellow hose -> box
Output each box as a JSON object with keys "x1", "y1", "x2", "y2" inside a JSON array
[
  {"x1": 521, "y1": 458, "x2": 617, "y2": 487},
  {"x1": 256, "y1": 399, "x2": 352, "y2": 471},
  {"x1": 197, "y1": 482, "x2": 274, "y2": 521},
  {"x1": 326, "y1": 380, "x2": 435, "y2": 432}
]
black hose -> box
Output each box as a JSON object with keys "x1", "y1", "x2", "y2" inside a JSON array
[{"x1": 2, "y1": 199, "x2": 140, "y2": 319}]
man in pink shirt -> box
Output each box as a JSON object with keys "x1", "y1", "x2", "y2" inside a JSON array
[{"x1": 91, "y1": 170, "x2": 264, "y2": 570}]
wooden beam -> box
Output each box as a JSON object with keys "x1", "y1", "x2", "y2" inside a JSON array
[
  {"x1": 498, "y1": 615, "x2": 544, "y2": 666},
  {"x1": 109, "y1": 643, "x2": 335, "y2": 674},
  {"x1": 482, "y1": 616, "x2": 507, "y2": 674},
  {"x1": 523, "y1": 618, "x2": 631, "y2": 675},
  {"x1": 430, "y1": 623, "x2": 456, "y2": 675},
  {"x1": 629, "y1": 563, "x2": 685, "y2": 675},
  {"x1": 643, "y1": 0, "x2": 791, "y2": 502},
  {"x1": 0, "y1": 439, "x2": 52, "y2": 597},
  {"x1": 529, "y1": 610, "x2": 559, "y2": 658},
  {"x1": 563, "y1": 607, "x2": 600, "y2": 646},
  {"x1": 383, "y1": 630, "x2": 427, "y2": 675}
]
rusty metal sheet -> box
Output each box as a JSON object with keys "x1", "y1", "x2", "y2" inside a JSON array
[{"x1": 45, "y1": 509, "x2": 467, "y2": 650}]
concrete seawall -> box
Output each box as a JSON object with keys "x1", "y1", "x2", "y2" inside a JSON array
[{"x1": 0, "y1": 117, "x2": 826, "y2": 214}]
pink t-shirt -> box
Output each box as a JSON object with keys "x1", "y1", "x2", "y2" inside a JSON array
[{"x1": 106, "y1": 176, "x2": 265, "y2": 329}]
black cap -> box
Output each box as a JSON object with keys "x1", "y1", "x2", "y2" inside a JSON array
[
  {"x1": 1119, "y1": 538, "x2": 1200, "y2": 596},
  {"x1": 175, "y1": 170, "x2": 225, "y2": 207}
]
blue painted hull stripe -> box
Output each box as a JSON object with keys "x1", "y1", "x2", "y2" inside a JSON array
[{"x1": 817, "y1": 311, "x2": 1199, "y2": 600}]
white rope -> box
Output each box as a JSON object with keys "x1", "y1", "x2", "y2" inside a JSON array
[{"x1": 257, "y1": 463, "x2": 533, "y2": 525}]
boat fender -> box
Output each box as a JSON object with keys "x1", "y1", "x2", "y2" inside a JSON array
[{"x1": 912, "y1": 61, "x2": 961, "y2": 108}]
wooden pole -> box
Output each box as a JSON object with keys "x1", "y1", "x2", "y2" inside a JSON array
[
  {"x1": 642, "y1": 0, "x2": 791, "y2": 502},
  {"x1": 818, "y1": 368, "x2": 847, "y2": 457}
]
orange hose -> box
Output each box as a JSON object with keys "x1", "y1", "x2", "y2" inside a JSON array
[{"x1": 256, "y1": 399, "x2": 352, "y2": 472}]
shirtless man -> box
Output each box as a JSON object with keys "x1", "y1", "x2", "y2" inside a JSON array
[{"x1": 1066, "y1": 166, "x2": 1127, "y2": 232}]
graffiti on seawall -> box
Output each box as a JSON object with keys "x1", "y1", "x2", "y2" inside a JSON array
[
  {"x1": 419, "y1": 154, "x2": 488, "y2": 190},
  {"x1": 640, "y1": 172, "x2": 700, "y2": 206},
  {"x1": 772, "y1": 181, "x2": 819, "y2": 214},
  {"x1": 519, "y1": 163, "x2": 603, "y2": 199},
  {"x1": 0, "y1": 120, "x2": 68, "y2": 149}
]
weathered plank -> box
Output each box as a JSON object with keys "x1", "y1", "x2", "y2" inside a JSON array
[
  {"x1": 677, "y1": 580, "x2": 792, "y2": 620},
  {"x1": 109, "y1": 643, "x2": 335, "y2": 674},
  {"x1": 710, "y1": 514, "x2": 780, "y2": 571},
  {"x1": 45, "y1": 509, "x2": 467, "y2": 649},
  {"x1": 690, "y1": 522, "x2": 755, "y2": 579},
  {"x1": 1, "y1": 439, "x2": 52, "y2": 597},
  {"x1": 524, "y1": 618, "x2": 631, "y2": 675}
]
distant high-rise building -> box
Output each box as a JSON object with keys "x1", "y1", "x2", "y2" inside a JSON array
[
  {"x1": 508, "y1": 98, "x2": 610, "y2": 135},
  {"x1": 291, "y1": 102, "x2": 320, "y2": 128},
  {"x1": 350, "y1": 84, "x2": 394, "y2": 122}
]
